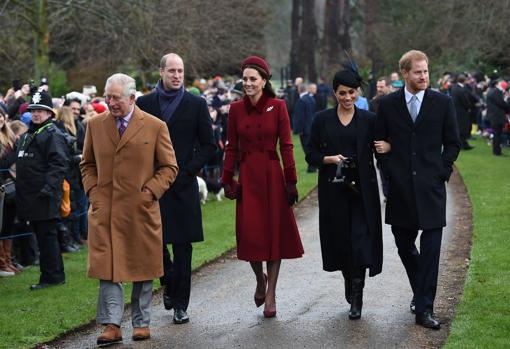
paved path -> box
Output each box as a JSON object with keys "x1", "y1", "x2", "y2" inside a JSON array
[{"x1": 54, "y1": 172, "x2": 468, "y2": 349}]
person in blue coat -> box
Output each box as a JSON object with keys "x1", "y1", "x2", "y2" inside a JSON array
[{"x1": 293, "y1": 84, "x2": 317, "y2": 172}]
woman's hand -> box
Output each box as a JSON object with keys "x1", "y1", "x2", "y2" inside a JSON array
[
  {"x1": 374, "y1": 140, "x2": 391, "y2": 154},
  {"x1": 323, "y1": 154, "x2": 347, "y2": 165}
]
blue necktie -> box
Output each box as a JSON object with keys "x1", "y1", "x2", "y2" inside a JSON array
[{"x1": 409, "y1": 95, "x2": 418, "y2": 122}]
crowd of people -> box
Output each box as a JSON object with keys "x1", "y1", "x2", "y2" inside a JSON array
[{"x1": 0, "y1": 48, "x2": 509, "y2": 344}]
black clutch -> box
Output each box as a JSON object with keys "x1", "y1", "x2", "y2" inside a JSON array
[{"x1": 332, "y1": 156, "x2": 359, "y2": 194}]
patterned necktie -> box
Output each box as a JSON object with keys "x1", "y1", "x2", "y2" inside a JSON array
[
  {"x1": 118, "y1": 118, "x2": 127, "y2": 137},
  {"x1": 409, "y1": 95, "x2": 418, "y2": 122}
]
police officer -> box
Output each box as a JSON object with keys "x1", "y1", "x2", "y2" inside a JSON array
[{"x1": 16, "y1": 90, "x2": 69, "y2": 290}]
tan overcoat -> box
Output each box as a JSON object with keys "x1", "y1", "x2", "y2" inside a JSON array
[{"x1": 80, "y1": 106, "x2": 178, "y2": 282}]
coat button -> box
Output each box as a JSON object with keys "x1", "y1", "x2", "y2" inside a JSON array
[
  {"x1": 368, "y1": 161, "x2": 372, "y2": 165},
  {"x1": 258, "y1": 124, "x2": 262, "y2": 128},
  {"x1": 412, "y1": 152, "x2": 416, "y2": 156},
  {"x1": 412, "y1": 132, "x2": 415, "y2": 136},
  {"x1": 412, "y1": 171, "x2": 417, "y2": 175},
  {"x1": 246, "y1": 125, "x2": 250, "y2": 129},
  {"x1": 371, "y1": 178, "x2": 375, "y2": 182},
  {"x1": 258, "y1": 137, "x2": 262, "y2": 141}
]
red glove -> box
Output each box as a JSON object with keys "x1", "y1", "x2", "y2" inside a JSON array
[
  {"x1": 223, "y1": 180, "x2": 242, "y2": 200},
  {"x1": 286, "y1": 182, "x2": 298, "y2": 206}
]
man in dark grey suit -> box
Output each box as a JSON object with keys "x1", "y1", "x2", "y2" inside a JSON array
[
  {"x1": 375, "y1": 50, "x2": 460, "y2": 329},
  {"x1": 136, "y1": 53, "x2": 216, "y2": 325}
]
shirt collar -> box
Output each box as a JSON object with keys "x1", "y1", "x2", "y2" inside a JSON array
[
  {"x1": 119, "y1": 106, "x2": 135, "y2": 124},
  {"x1": 299, "y1": 92, "x2": 308, "y2": 98},
  {"x1": 404, "y1": 87, "x2": 425, "y2": 103}
]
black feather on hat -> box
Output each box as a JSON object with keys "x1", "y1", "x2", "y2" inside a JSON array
[
  {"x1": 333, "y1": 50, "x2": 364, "y2": 91},
  {"x1": 27, "y1": 90, "x2": 54, "y2": 114}
]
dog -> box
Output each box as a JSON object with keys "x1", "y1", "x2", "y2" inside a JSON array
[{"x1": 196, "y1": 176, "x2": 208, "y2": 204}]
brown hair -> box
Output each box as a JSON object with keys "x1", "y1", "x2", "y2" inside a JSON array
[
  {"x1": 399, "y1": 50, "x2": 429, "y2": 72},
  {"x1": 243, "y1": 65, "x2": 276, "y2": 98}
]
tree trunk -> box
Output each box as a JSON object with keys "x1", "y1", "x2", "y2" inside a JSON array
[
  {"x1": 34, "y1": 0, "x2": 50, "y2": 79},
  {"x1": 363, "y1": 0, "x2": 383, "y2": 75},
  {"x1": 289, "y1": 0, "x2": 302, "y2": 79},
  {"x1": 322, "y1": 0, "x2": 341, "y2": 78},
  {"x1": 339, "y1": 0, "x2": 351, "y2": 52},
  {"x1": 301, "y1": 0, "x2": 317, "y2": 82}
]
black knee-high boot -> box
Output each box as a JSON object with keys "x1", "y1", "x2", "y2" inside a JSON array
[
  {"x1": 341, "y1": 271, "x2": 352, "y2": 304},
  {"x1": 349, "y1": 269, "x2": 366, "y2": 320}
]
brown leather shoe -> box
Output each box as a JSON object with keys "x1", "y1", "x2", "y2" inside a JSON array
[
  {"x1": 132, "y1": 327, "x2": 150, "y2": 341},
  {"x1": 97, "y1": 324, "x2": 122, "y2": 345}
]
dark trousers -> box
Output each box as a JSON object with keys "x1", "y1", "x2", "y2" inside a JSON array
[
  {"x1": 71, "y1": 187, "x2": 88, "y2": 241},
  {"x1": 392, "y1": 226, "x2": 442, "y2": 314},
  {"x1": 160, "y1": 243, "x2": 192, "y2": 311},
  {"x1": 31, "y1": 219, "x2": 65, "y2": 284},
  {"x1": 493, "y1": 123, "x2": 503, "y2": 155}
]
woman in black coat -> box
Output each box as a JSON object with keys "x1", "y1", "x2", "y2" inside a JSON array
[{"x1": 306, "y1": 68, "x2": 390, "y2": 320}]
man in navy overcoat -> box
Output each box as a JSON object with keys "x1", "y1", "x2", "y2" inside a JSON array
[
  {"x1": 375, "y1": 50, "x2": 460, "y2": 330},
  {"x1": 137, "y1": 53, "x2": 216, "y2": 324}
]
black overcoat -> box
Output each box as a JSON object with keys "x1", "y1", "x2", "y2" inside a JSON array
[
  {"x1": 306, "y1": 108, "x2": 383, "y2": 277},
  {"x1": 375, "y1": 88, "x2": 461, "y2": 230},
  {"x1": 16, "y1": 121, "x2": 69, "y2": 221},
  {"x1": 486, "y1": 87, "x2": 510, "y2": 126},
  {"x1": 137, "y1": 90, "x2": 216, "y2": 244}
]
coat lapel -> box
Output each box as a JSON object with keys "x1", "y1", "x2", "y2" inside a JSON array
[
  {"x1": 395, "y1": 88, "x2": 414, "y2": 128},
  {"x1": 356, "y1": 110, "x2": 368, "y2": 158},
  {"x1": 324, "y1": 109, "x2": 344, "y2": 151},
  {"x1": 116, "y1": 106, "x2": 144, "y2": 152},
  {"x1": 102, "y1": 113, "x2": 120, "y2": 146},
  {"x1": 414, "y1": 89, "x2": 434, "y2": 128}
]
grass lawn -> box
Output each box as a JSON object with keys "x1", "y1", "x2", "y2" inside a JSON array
[
  {"x1": 444, "y1": 137, "x2": 510, "y2": 348},
  {"x1": 0, "y1": 134, "x2": 317, "y2": 349}
]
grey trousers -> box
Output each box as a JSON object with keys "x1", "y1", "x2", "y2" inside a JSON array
[{"x1": 96, "y1": 279, "x2": 153, "y2": 327}]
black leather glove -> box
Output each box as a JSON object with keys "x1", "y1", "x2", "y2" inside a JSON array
[
  {"x1": 286, "y1": 182, "x2": 298, "y2": 206},
  {"x1": 223, "y1": 180, "x2": 241, "y2": 200}
]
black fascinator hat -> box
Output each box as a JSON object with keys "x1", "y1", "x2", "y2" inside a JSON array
[{"x1": 333, "y1": 50, "x2": 364, "y2": 91}]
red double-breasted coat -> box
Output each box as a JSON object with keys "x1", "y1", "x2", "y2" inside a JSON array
[{"x1": 222, "y1": 94, "x2": 304, "y2": 261}]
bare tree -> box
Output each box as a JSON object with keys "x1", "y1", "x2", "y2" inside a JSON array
[
  {"x1": 289, "y1": 0, "x2": 302, "y2": 79},
  {"x1": 300, "y1": 0, "x2": 318, "y2": 82}
]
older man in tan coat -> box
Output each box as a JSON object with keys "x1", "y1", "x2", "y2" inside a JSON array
[{"x1": 81, "y1": 73, "x2": 178, "y2": 345}]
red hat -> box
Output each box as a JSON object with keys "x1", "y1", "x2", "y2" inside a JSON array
[
  {"x1": 500, "y1": 81, "x2": 509, "y2": 91},
  {"x1": 241, "y1": 56, "x2": 271, "y2": 78},
  {"x1": 92, "y1": 102, "x2": 106, "y2": 114}
]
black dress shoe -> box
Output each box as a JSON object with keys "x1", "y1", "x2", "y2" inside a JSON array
[
  {"x1": 416, "y1": 311, "x2": 441, "y2": 329},
  {"x1": 173, "y1": 309, "x2": 189, "y2": 324},
  {"x1": 29, "y1": 281, "x2": 65, "y2": 290},
  {"x1": 163, "y1": 285, "x2": 173, "y2": 310},
  {"x1": 410, "y1": 297, "x2": 416, "y2": 314}
]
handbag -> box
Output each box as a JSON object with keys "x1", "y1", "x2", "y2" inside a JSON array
[
  {"x1": 0, "y1": 178, "x2": 15, "y2": 204},
  {"x1": 61, "y1": 179, "x2": 71, "y2": 218}
]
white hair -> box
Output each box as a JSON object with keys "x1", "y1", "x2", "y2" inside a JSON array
[{"x1": 105, "y1": 73, "x2": 137, "y2": 97}]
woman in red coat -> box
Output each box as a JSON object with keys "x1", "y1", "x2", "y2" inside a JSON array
[{"x1": 222, "y1": 56, "x2": 304, "y2": 318}]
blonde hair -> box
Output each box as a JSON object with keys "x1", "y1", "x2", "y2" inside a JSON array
[
  {"x1": 399, "y1": 50, "x2": 429, "y2": 72},
  {"x1": 0, "y1": 113, "x2": 16, "y2": 149},
  {"x1": 57, "y1": 106, "x2": 77, "y2": 136},
  {"x1": 8, "y1": 120, "x2": 28, "y2": 137}
]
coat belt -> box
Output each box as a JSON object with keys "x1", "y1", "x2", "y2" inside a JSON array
[{"x1": 239, "y1": 150, "x2": 279, "y2": 162}]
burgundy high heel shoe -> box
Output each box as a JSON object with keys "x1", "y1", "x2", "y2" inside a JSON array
[
  {"x1": 263, "y1": 300, "x2": 277, "y2": 318},
  {"x1": 254, "y1": 274, "x2": 268, "y2": 308}
]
